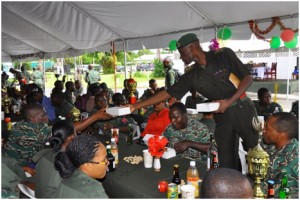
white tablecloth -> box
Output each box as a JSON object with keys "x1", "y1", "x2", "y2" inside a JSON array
[{"x1": 256, "y1": 67, "x2": 265, "y2": 79}]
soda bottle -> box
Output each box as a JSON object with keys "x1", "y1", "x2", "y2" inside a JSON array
[
  {"x1": 126, "y1": 124, "x2": 133, "y2": 145},
  {"x1": 106, "y1": 145, "x2": 115, "y2": 172},
  {"x1": 210, "y1": 152, "x2": 219, "y2": 170},
  {"x1": 111, "y1": 138, "x2": 119, "y2": 166},
  {"x1": 266, "y1": 179, "x2": 275, "y2": 199},
  {"x1": 187, "y1": 161, "x2": 199, "y2": 197},
  {"x1": 172, "y1": 164, "x2": 181, "y2": 197},
  {"x1": 207, "y1": 133, "x2": 218, "y2": 171},
  {"x1": 5, "y1": 117, "x2": 12, "y2": 131}
]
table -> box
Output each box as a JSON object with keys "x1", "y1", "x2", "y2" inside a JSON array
[
  {"x1": 102, "y1": 134, "x2": 207, "y2": 198},
  {"x1": 255, "y1": 67, "x2": 265, "y2": 79}
]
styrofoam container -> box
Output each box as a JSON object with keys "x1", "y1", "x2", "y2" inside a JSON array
[
  {"x1": 196, "y1": 102, "x2": 220, "y2": 112},
  {"x1": 187, "y1": 108, "x2": 198, "y2": 114},
  {"x1": 106, "y1": 107, "x2": 131, "y2": 116}
]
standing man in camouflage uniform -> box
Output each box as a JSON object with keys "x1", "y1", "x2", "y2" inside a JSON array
[
  {"x1": 262, "y1": 112, "x2": 298, "y2": 198},
  {"x1": 163, "y1": 102, "x2": 210, "y2": 161},
  {"x1": 31, "y1": 66, "x2": 44, "y2": 90},
  {"x1": 85, "y1": 64, "x2": 101, "y2": 85},
  {"x1": 2, "y1": 104, "x2": 51, "y2": 166},
  {"x1": 21, "y1": 65, "x2": 31, "y2": 84},
  {"x1": 163, "y1": 57, "x2": 176, "y2": 89},
  {"x1": 253, "y1": 87, "x2": 283, "y2": 120}
]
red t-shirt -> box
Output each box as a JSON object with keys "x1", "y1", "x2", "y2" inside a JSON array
[{"x1": 141, "y1": 108, "x2": 171, "y2": 137}]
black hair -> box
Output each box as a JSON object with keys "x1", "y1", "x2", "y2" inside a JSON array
[
  {"x1": 272, "y1": 112, "x2": 298, "y2": 139},
  {"x1": 149, "y1": 79, "x2": 156, "y2": 85},
  {"x1": 54, "y1": 134, "x2": 101, "y2": 179},
  {"x1": 50, "y1": 120, "x2": 74, "y2": 152},
  {"x1": 65, "y1": 81, "x2": 74, "y2": 91},
  {"x1": 54, "y1": 80, "x2": 63, "y2": 88},
  {"x1": 201, "y1": 168, "x2": 253, "y2": 198},
  {"x1": 170, "y1": 102, "x2": 187, "y2": 115},
  {"x1": 112, "y1": 92, "x2": 126, "y2": 106},
  {"x1": 99, "y1": 82, "x2": 108, "y2": 90},
  {"x1": 257, "y1": 87, "x2": 269, "y2": 98}
]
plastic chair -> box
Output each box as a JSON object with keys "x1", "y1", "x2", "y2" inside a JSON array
[
  {"x1": 18, "y1": 183, "x2": 36, "y2": 199},
  {"x1": 264, "y1": 62, "x2": 277, "y2": 80}
]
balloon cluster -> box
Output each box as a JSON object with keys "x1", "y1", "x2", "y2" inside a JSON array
[{"x1": 270, "y1": 29, "x2": 298, "y2": 49}]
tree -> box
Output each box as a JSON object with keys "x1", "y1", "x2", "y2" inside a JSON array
[
  {"x1": 151, "y1": 58, "x2": 165, "y2": 77},
  {"x1": 138, "y1": 48, "x2": 154, "y2": 56}
]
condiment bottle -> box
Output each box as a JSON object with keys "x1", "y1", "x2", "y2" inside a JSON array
[{"x1": 187, "y1": 161, "x2": 199, "y2": 197}]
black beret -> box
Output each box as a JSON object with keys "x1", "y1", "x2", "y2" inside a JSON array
[{"x1": 176, "y1": 33, "x2": 199, "y2": 49}]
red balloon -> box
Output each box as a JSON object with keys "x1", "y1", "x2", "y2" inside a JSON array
[
  {"x1": 280, "y1": 29, "x2": 295, "y2": 42},
  {"x1": 158, "y1": 181, "x2": 168, "y2": 193}
]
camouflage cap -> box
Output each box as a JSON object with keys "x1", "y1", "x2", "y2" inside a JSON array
[{"x1": 176, "y1": 33, "x2": 199, "y2": 49}]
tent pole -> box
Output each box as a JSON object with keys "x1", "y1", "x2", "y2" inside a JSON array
[
  {"x1": 43, "y1": 59, "x2": 46, "y2": 91},
  {"x1": 123, "y1": 40, "x2": 127, "y2": 79},
  {"x1": 112, "y1": 41, "x2": 116, "y2": 93},
  {"x1": 286, "y1": 49, "x2": 291, "y2": 100},
  {"x1": 74, "y1": 56, "x2": 77, "y2": 81}
]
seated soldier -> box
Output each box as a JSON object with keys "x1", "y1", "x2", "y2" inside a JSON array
[
  {"x1": 3, "y1": 104, "x2": 52, "y2": 166},
  {"x1": 100, "y1": 82, "x2": 115, "y2": 101},
  {"x1": 54, "y1": 134, "x2": 108, "y2": 198},
  {"x1": 85, "y1": 83, "x2": 102, "y2": 112},
  {"x1": 51, "y1": 91, "x2": 74, "y2": 119},
  {"x1": 163, "y1": 102, "x2": 210, "y2": 161},
  {"x1": 74, "y1": 80, "x2": 84, "y2": 99},
  {"x1": 261, "y1": 112, "x2": 298, "y2": 198},
  {"x1": 122, "y1": 79, "x2": 139, "y2": 101},
  {"x1": 201, "y1": 168, "x2": 253, "y2": 198},
  {"x1": 63, "y1": 81, "x2": 76, "y2": 105},
  {"x1": 103, "y1": 93, "x2": 135, "y2": 133},
  {"x1": 253, "y1": 87, "x2": 283, "y2": 120},
  {"x1": 51, "y1": 80, "x2": 64, "y2": 94},
  {"x1": 139, "y1": 79, "x2": 159, "y2": 101}
]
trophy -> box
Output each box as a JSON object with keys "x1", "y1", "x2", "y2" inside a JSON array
[
  {"x1": 126, "y1": 78, "x2": 137, "y2": 104},
  {"x1": 69, "y1": 107, "x2": 81, "y2": 122},
  {"x1": 247, "y1": 117, "x2": 269, "y2": 198},
  {"x1": 2, "y1": 88, "x2": 12, "y2": 114}
]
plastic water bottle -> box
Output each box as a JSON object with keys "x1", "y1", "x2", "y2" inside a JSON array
[{"x1": 187, "y1": 161, "x2": 200, "y2": 197}]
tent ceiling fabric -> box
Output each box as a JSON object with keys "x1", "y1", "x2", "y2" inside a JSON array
[{"x1": 1, "y1": 1, "x2": 298, "y2": 62}]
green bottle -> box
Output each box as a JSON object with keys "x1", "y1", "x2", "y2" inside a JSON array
[{"x1": 279, "y1": 175, "x2": 289, "y2": 199}]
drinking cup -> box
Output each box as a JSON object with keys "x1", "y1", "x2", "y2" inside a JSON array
[
  {"x1": 143, "y1": 149, "x2": 153, "y2": 168},
  {"x1": 181, "y1": 185, "x2": 195, "y2": 199}
]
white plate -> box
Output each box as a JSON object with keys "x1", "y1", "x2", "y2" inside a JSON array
[
  {"x1": 196, "y1": 102, "x2": 220, "y2": 112},
  {"x1": 187, "y1": 108, "x2": 198, "y2": 114}
]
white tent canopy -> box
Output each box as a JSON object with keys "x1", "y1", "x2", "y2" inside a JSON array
[{"x1": 1, "y1": 1, "x2": 299, "y2": 62}]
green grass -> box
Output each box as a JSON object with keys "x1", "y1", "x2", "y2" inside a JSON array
[{"x1": 43, "y1": 71, "x2": 165, "y2": 89}]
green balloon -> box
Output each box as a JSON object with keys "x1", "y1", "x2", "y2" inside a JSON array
[
  {"x1": 218, "y1": 27, "x2": 232, "y2": 40},
  {"x1": 270, "y1": 36, "x2": 281, "y2": 49},
  {"x1": 168, "y1": 40, "x2": 177, "y2": 50},
  {"x1": 284, "y1": 35, "x2": 298, "y2": 49}
]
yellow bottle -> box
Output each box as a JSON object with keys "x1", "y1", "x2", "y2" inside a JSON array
[{"x1": 187, "y1": 161, "x2": 199, "y2": 197}]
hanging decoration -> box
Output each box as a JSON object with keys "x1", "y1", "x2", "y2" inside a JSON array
[
  {"x1": 270, "y1": 36, "x2": 281, "y2": 49},
  {"x1": 284, "y1": 35, "x2": 298, "y2": 49},
  {"x1": 209, "y1": 38, "x2": 220, "y2": 51},
  {"x1": 248, "y1": 17, "x2": 298, "y2": 41},
  {"x1": 168, "y1": 40, "x2": 177, "y2": 50},
  {"x1": 217, "y1": 27, "x2": 232, "y2": 40},
  {"x1": 280, "y1": 29, "x2": 295, "y2": 42}
]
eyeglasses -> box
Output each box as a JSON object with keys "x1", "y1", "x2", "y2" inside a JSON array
[{"x1": 89, "y1": 157, "x2": 109, "y2": 165}]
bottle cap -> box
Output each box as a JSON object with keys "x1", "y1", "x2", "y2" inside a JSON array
[
  {"x1": 190, "y1": 161, "x2": 196, "y2": 167},
  {"x1": 111, "y1": 138, "x2": 115, "y2": 142},
  {"x1": 268, "y1": 180, "x2": 275, "y2": 185},
  {"x1": 106, "y1": 145, "x2": 111, "y2": 149}
]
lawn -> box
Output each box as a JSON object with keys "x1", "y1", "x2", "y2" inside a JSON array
[{"x1": 43, "y1": 71, "x2": 165, "y2": 89}]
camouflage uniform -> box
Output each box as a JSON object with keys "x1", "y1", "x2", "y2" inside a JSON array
[
  {"x1": 139, "y1": 88, "x2": 158, "y2": 100},
  {"x1": 163, "y1": 117, "x2": 209, "y2": 161},
  {"x1": 262, "y1": 138, "x2": 299, "y2": 198},
  {"x1": 22, "y1": 70, "x2": 31, "y2": 84},
  {"x1": 1, "y1": 155, "x2": 26, "y2": 198},
  {"x1": 253, "y1": 100, "x2": 283, "y2": 120},
  {"x1": 85, "y1": 69, "x2": 101, "y2": 85},
  {"x1": 54, "y1": 169, "x2": 108, "y2": 198},
  {"x1": 165, "y1": 68, "x2": 175, "y2": 89},
  {"x1": 2, "y1": 121, "x2": 51, "y2": 166}
]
